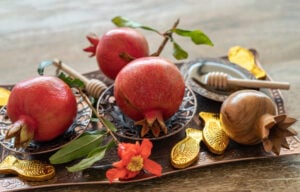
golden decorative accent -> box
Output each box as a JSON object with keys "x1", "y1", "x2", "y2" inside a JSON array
[
  {"x1": 0, "y1": 87, "x2": 10, "y2": 107},
  {"x1": 228, "y1": 46, "x2": 266, "y2": 79},
  {"x1": 0, "y1": 155, "x2": 55, "y2": 181},
  {"x1": 171, "y1": 128, "x2": 202, "y2": 169},
  {"x1": 200, "y1": 112, "x2": 229, "y2": 155}
]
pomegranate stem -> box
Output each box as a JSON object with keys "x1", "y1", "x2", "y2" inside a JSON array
[{"x1": 119, "y1": 52, "x2": 135, "y2": 62}]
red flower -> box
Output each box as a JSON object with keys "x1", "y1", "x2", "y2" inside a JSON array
[{"x1": 106, "y1": 139, "x2": 162, "y2": 183}]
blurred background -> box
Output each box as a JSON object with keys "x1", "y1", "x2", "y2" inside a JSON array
[{"x1": 1, "y1": 0, "x2": 299, "y2": 82}]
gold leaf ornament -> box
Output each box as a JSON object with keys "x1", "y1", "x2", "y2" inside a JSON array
[
  {"x1": 0, "y1": 87, "x2": 10, "y2": 107},
  {"x1": 228, "y1": 46, "x2": 266, "y2": 79}
]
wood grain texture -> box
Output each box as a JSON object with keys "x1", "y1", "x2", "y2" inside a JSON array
[{"x1": 1, "y1": 0, "x2": 300, "y2": 191}]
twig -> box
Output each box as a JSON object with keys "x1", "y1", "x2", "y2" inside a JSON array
[
  {"x1": 78, "y1": 89, "x2": 120, "y2": 145},
  {"x1": 151, "y1": 19, "x2": 180, "y2": 56}
]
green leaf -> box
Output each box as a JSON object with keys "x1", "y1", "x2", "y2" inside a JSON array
[
  {"x1": 66, "y1": 141, "x2": 116, "y2": 172},
  {"x1": 58, "y1": 73, "x2": 85, "y2": 89},
  {"x1": 81, "y1": 130, "x2": 106, "y2": 136},
  {"x1": 49, "y1": 133, "x2": 105, "y2": 164},
  {"x1": 66, "y1": 147, "x2": 106, "y2": 172},
  {"x1": 88, "y1": 96, "x2": 96, "y2": 106},
  {"x1": 37, "y1": 60, "x2": 54, "y2": 75},
  {"x1": 37, "y1": 61, "x2": 84, "y2": 89},
  {"x1": 190, "y1": 30, "x2": 214, "y2": 46},
  {"x1": 101, "y1": 118, "x2": 117, "y2": 132},
  {"x1": 90, "y1": 117, "x2": 99, "y2": 123},
  {"x1": 172, "y1": 42, "x2": 188, "y2": 60},
  {"x1": 112, "y1": 16, "x2": 160, "y2": 34},
  {"x1": 174, "y1": 28, "x2": 214, "y2": 46},
  {"x1": 173, "y1": 28, "x2": 191, "y2": 37}
]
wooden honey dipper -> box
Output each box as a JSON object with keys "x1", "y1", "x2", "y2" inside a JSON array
[
  {"x1": 193, "y1": 71, "x2": 290, "y2": 90},
  {"x1": 52, "y1": 59, "x2": 107, "y2": 98}
]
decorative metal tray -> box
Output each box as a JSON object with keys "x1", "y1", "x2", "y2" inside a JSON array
[{"x1": 0, "y1": 52, "x2": 299, "y2": 191}]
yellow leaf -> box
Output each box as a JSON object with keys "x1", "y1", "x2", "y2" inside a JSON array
[{"x1": 0, "y1": 87, "x2": 10, "y2": 106}]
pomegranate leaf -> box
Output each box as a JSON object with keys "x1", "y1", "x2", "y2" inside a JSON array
[
  {"x1": 102, "y1": 117, "x2": 117, "y2": 132},
  {"x1": 37, "y1": 60, "x2": 53, "y2": 75},
  {"x1": 66, "y1": 140, "x2": 115, "y2": 172},
  {"x1": 174, "y1": 28, "x2": 214, "y2": 46},
  {"x1": 112, "y1": 16, "x2": 160, "y2": 34},
  {"x1": 173, "y1": 42, "x2": 188, "y2": 60},
  {"x1": 49, "y1": 133, "x2": 105, "y2": 164},
  {"x1": 81, "y1": 130, "x2": 106, "y2": 136},
  {"x1": 111, "y1": 16, "x2": 213, "y2": 60},
  {"x1": 37, "y1": 60, "x2": 85, "y2": 89},
  {"x1": 58, "y1": 73, "x2": 85, "y2": 88}
]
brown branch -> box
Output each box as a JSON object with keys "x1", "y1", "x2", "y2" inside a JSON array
[
  {"x1": 151, "y1": 19, "x2": 180, "y2": 56},
  {"x1": 79, "y1": 89, "x2": 120, "y2": 145}
]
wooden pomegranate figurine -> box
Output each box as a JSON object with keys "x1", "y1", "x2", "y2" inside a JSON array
[{"x1": 220, "y1": 90, "x2": 297, "y2": 155}]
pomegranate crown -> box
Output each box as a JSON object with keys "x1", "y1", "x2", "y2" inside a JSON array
[{"x1": 83, "y1": 34, "x2": 99, "y2": 57}]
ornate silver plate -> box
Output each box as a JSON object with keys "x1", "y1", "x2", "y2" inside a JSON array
[
  {"x1": 0, "y1": 90, "x2": 92, "y2": 155},
  {"x1": 97, "y1": 85, "x2": 197, "y2": 141},
  {"x1": 181, "y1": 58, "x2": 256, "y2": 102}
]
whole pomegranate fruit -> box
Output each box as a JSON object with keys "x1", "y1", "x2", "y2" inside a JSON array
[
  {"x1": 6, "y1": 76, "x2": 77, "y2": 148},
  {"x1": 84, "y1": 27, "x2": 149, "y2": 80},
  {"x1": 114, "y1": 57, "x2": 185, "y2": 137}
]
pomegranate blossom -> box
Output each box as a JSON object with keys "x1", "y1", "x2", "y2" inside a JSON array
[{"x1": 114, "y1": 57, "x2": 185, "y2": 137}]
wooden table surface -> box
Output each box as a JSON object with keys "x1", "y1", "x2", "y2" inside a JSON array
[{"x1": 1, "y1": 0, "x2": 300, "y2": 191}]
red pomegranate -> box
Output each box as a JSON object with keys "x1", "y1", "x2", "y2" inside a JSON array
[
  {"x1": 6, "y1": 76, "x2": 77, "y2": 147},
  {"x1": 114, "y1": 57, "x2": 185, "y2": 137},
  {"x1": 84, "y1": 27, "x2": 149, "y2": 80}
]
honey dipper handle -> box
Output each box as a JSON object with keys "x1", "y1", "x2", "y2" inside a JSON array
[
  {"x1": 52, "y1": 59, "x2": 90, "y2": 85},
  {"x1": 227, "y1": 78, "x2": 290, "y2": 90}
]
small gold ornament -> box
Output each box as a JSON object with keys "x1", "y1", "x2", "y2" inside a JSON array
[
  {"x1": 200, "y1": 112, "x2": 229, "y2": 155},
  {"x1": 0, "y1": 87, "x2": 10, "y2": 107},
  {"x1": 171, "y1": 128, "x2": 202, "y2": 169},
  {"x1": 0, "y1": 155, "x2": 55, "y2": 181},
  {"x1": 228, "y1": 46, "x2": 266, "y2": 79}
]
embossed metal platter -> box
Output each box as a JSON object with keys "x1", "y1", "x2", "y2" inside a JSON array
[
  {"x1": 97, "y1": 85, "x2": 197, "y2": 141},
  {"x1": 0, "y1": 89, "x2": 92, "y2": 155},
  {"x1": 0, "y1": 52, "x2": 299, "y2": 191}
]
